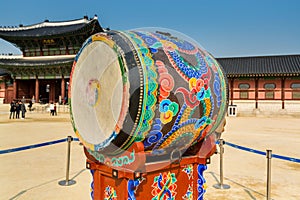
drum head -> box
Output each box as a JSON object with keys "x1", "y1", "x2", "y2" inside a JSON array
[{"x1": 71, "y1": 41, "x2": 123, "y2": 148}]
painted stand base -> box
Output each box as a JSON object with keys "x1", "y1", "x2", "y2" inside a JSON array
[{"x1": 87, "y1": 158, "x2": 209, "y2": 200}]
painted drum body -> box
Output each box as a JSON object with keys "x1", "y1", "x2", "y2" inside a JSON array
[{"x1": 70, "y1": 30, "x2": 228, "y2": 158}]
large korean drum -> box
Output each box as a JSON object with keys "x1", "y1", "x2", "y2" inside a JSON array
[{"x1": 69, "y1": 29, "x2": 228, "y2": 158}]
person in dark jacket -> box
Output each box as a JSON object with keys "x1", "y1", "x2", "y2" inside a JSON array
[
  {"x1": 9, "y1": 101, "x2": 16, "y2": 119},
  {"x1": 28, "y1": 100, "x2": 33, "y2": 111},
  {"x1": 21, "y1": 102, "x2": 26, "y2": 119},
  {"x1": 15, "y1": 101, "x2": 21, "y2": 119},
  {"x1": 54, "y1": 103, "x2": 57, "y2": 116}
]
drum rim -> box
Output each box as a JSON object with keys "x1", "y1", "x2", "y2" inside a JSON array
[{"x1": 69, "y1": 33, "x2": 129, "y2": 151}]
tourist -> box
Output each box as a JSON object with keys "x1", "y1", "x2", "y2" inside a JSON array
[
  {"x1": 64, "y1": 96, "x2": 68, "y2": 105},
  {"x1": 54, "y1": 103, "x2": 57, "y2": 116},
  {"x1": 9, "y1": 100, "x2": 16, "y2": 119},
  {"x1": 49, "y1": 102, "x2": 55, "y2": 116},
  {"x1": 28, "y1": 100, "x2": 33, "y2": 111},
  {"x1": 21, "y1": 102, "x2": 27, "y2": 119},
  {"x1": 32, "y1": 95, "x2": 35, "y2": 104},
  {"x1": 15, "y1": 101, "x2": 21, "y2": 119}
]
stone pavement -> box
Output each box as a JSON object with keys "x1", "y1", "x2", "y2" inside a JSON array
[{"x1": 0, "y1": 104, "x2": 299, "y2": 199}]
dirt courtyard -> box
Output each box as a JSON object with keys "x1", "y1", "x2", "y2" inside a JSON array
[{"x1": 0, "y1": 104, "x2": 299, "y2": 200}]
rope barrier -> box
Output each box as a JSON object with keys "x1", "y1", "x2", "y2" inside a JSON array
[
  {"x1": 0, "y1": 137, "x2": 79, "y2": 155},
  {"x1": 1, "y1": 137, "x2": 299, "y2": 164},
  {"x1": 224, "y1": 141, "x2": 300, "y2": 163}
]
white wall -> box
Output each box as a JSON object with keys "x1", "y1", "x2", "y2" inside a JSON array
[{"x1": 230, "y1": 100, "x2": 300, "y2": 117}]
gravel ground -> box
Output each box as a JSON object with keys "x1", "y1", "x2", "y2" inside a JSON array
[{"x1": 0, "y1": 104, "x2": 299, "y2": 200}]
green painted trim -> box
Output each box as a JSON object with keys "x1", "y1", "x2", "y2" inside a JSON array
[
  {"x1": 290, "y1": 77, "x2": 300, "y2": 80},
  {"x1": 236, "y1": 77, "x2": 253, "y2": 80},
  {"x1": 262, "y1": 77, "x2": 279, "y2": 80}
]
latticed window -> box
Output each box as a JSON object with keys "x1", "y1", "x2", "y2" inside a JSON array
[
  {"x1": 291, "y1": 83, "x2": 300, "y2": 99},
  {"x1": 239, "y1": 83, "x2": 250, "y2": 99},
  {"x1": 264, "y1": 83, "x2": 275, "y2": 99}
]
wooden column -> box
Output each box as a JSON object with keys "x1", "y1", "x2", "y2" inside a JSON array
[
  {"x1": 255, "y1": 78, "x2": 259, "y2": 109},
  {"x1": 50, "y1": 82, "x2": 56, "y2": 103},
  {"x1": 281, "y1": 77, "x2": 285, "y2": 109},
  {"x1": 4, "y1": 84, "x2": 7, "y2": 103},
  {"x1": 66, "y1": 46, "x2": 69, "y2": 55},
  {"x1": 13, "y1": 77, "x2": 17, "y2": 100},
  {"x1": 40, "y1": 46, "x2": 43, "y2": 56},
  {"x1": 61, "y1": 75, "x2": 65, "y2": 104},
  {"x1": 230, "y1": 78, "x2": 234, "y2": 105},
  {"x1": 35, "y1": 76, "x2": 39, "y2": 103}
]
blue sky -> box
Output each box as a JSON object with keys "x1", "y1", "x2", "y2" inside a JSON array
[{"x1": 0, "y1": 0, "x2": 299, "y2": 57}]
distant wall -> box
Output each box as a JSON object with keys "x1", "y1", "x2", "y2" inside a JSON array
[
  {"x1": 230, "y1": 100, "x2": 300, "y2": 117},
  {"x1": 0, "y1": 81, "x2": 5, "y2": 104}
]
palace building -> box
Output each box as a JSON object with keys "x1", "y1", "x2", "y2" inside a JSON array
[
  {"x1": 0, "y1": 17, "x2": 300, "y2": 115},
  {"x1": 218, "y1": 54, "x2": 300, "y2": 116},
  {"x1": 0, "y1": 15, "x2": 103, "y2": 104}
]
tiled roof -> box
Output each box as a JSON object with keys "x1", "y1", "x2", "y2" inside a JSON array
[
  {"x1": 217, "y1": 54, "x2": 300, "y2": 77},
  {"x1": 1, "y1": 54, "x2": 300, "y2": 77},
  {"x1": 0, "y1": 15, "x2": 103, "y2": 38},
  {"x1": 0, "y1": 55, "x2": 75, "y2": 67},
  {"x1": 0, "y1": 68, "x2": 9, "y2": 76}
]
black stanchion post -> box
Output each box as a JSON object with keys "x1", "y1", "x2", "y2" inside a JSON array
[
  {"x1": 214, "y1": 139, "x2": 230, "y2": 189},
  {"x1": 266, "y1": 149, "x2": 272, "y2": 200},
  {"x1": 58, "y1": 136, "x2": 76, "y2": 186}
]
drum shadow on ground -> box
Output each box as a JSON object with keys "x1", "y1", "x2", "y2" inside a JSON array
[
  {"x1": 8, "y1": 169, "x2": 86, "y2": 200},
  {"x1": 207, "y1": 171, "x2": 266, "y2": 200}
]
